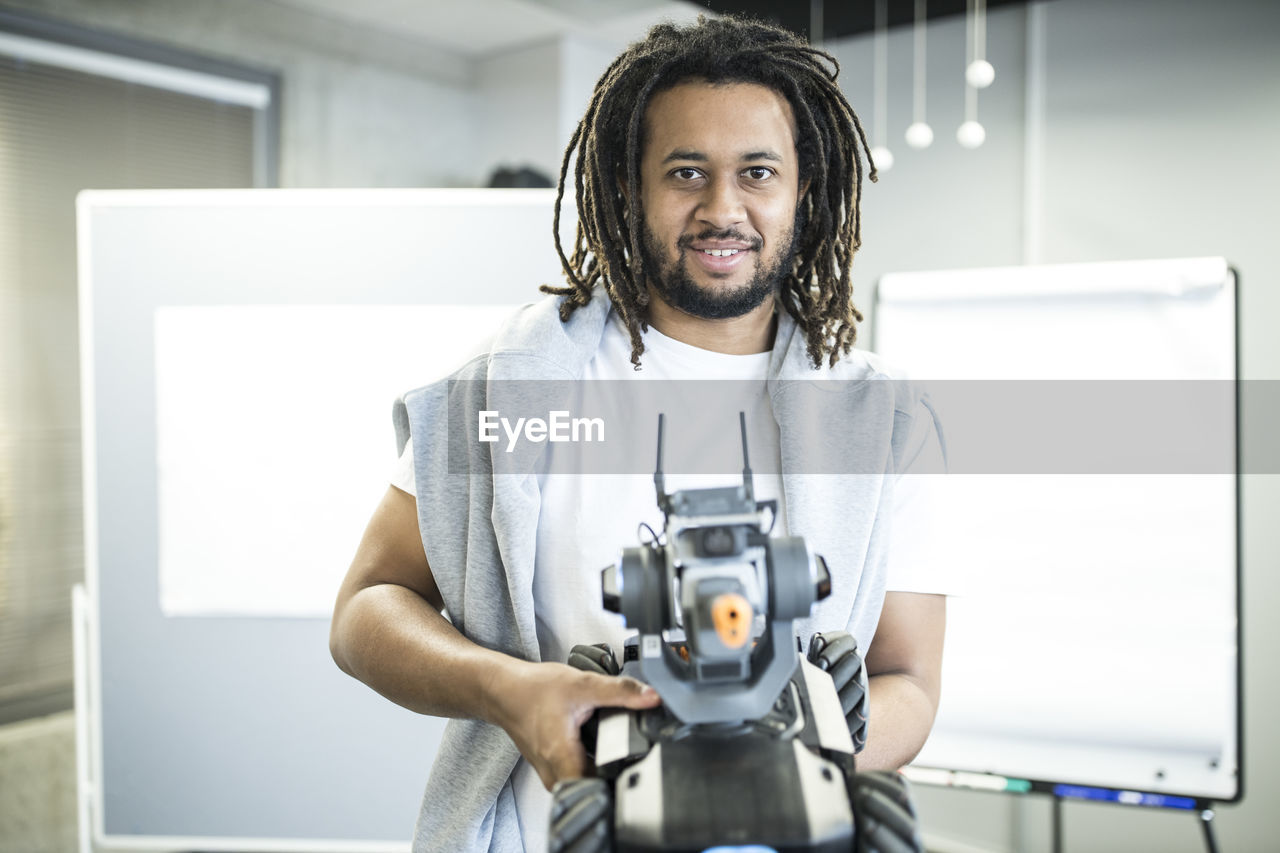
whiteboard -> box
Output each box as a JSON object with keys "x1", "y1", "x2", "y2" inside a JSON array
[
  {"x1": 77, "y1": 189, "x2": 569, "y2": 849},
  {"x1": 874, "y1": 258, "x2": 1240, "y2": 806}
]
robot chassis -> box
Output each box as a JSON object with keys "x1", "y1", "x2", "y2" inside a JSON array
[{"x1": 548, "y1": 414, "x2": 926, "y2": 853}]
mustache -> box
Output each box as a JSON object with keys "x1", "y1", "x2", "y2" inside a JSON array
[{"x1": 676, "y1": 229, "x2": 763, "y2": 250}]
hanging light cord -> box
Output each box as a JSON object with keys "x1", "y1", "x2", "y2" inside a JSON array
[
  {"x1": 965, "y1": 0, "x2": 976, "y2": 122},
  {"x1": 874, "y1": 0, "x2": 888, "y2": 148},
  {"x1": 913, "y1": 0, "x2": 927, "y2": 124},
  {"x1": 976, "y1": 0, "x2": 987, "y2": 65}
]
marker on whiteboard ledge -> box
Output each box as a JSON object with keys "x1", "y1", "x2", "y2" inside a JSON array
[
  {"x1": 902, "y1": 767, "x2": 1031, "y2": 794},
  {"x1": 1052, "y1": 784, "x2": 1198, "y2": 810}
]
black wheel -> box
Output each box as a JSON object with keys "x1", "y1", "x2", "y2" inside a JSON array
[
  {"x1": 548, "y1": 777, "x2": 613, "y2": 853},
  {"x1": 567, "y1": 643, "x2": 620, "y2": 676},
  {"x1": 849, "y1": 770, "x2": 924, "y2": 853},
  {"x1": 566, "y1": 644, "x2": 620, "y2": 756},
  {"x1": 807, "y1": 631, "x2": 869, "y2": 752}
]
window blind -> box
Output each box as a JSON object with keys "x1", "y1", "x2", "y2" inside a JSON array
[{"x1": 0, "y1": 35, "x2": 269, "y2": 722}]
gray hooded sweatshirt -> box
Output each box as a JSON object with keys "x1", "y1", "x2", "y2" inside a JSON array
[{"x1": 392, "y1": 286, "x2": 943, "y2": 852}]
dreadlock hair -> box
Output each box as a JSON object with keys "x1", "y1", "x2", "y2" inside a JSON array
[{"x1": 539, "y1": 13, "x2": 877, "y2": 370}]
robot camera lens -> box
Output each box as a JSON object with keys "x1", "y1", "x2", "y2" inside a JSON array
[{"x1": 700, "y1": 526, "x2": 736, "y2": 556}]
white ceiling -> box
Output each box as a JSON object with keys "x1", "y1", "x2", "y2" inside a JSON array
[{"x1": 271, "y1": 0, "x2": 706, "y2": 57}]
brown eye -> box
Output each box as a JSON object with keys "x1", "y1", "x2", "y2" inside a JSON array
[{"x1": 745, "y1": 167, "x2": 774, "y2": 181}]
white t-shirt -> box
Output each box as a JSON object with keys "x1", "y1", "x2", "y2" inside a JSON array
[{"x1": 391, "y1": 309, "x2": 946, "y2": 851}]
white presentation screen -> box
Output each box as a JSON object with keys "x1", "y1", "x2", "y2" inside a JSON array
[
  {"x1": 875, "y1": 258, "x2": 1239, "y2": 805},
  {"x1": 153, "y1": 303, "x2": 515, "y2": 617}
]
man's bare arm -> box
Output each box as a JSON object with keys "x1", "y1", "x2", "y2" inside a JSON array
[
  {"x1": 856, "y1": 591, "x2": 946, "y2": 770},
  {"x1": 329, "y1": 485, "x2": 659, "y2": 789}
]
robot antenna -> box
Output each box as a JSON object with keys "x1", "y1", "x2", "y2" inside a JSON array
[
  {"x1": 654, "y1": 413, "x2": 668, "y2": 511},
  {"x1": 739, "y1": 411, "x2": 754, "y2": 501}
]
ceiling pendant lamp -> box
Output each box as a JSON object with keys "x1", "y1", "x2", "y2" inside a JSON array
[
  {"x1": 957, "y1": 0, "x2": 987, "y2": 148},
  {"x1": 809, "y1": 0, "x2": 824, "y2": 46},
  {"x1": 966, "y1": 0, "x2": 995, "y2": 88},
  {"x1": 869, "y1": 0, "x2": 894, "y2": 171},
  {"x1": 904, "y1": 0, "x2": 933, "y2": 149}
]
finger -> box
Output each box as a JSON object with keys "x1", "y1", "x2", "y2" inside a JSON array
[
  {"x1": 534, "y1": 760, "x2": 558, "y2": 792},
  {"x1": 547, "y1": 743, "x2": 589, "y2": 790},
  {"x1": 592, "y1": 674, "x2": 660, "y2": 709}
]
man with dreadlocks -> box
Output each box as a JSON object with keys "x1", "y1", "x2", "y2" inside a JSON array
[{"x1": 331, "y1": 14, "x2": 946, "y2": 853}]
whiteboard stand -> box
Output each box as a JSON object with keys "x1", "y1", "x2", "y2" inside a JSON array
[
  {"x1": 1051, "y1": 795, "x2": 1061, "y2": 853},
  {"x1": 1198, "y1": 807, "x2": 1220, "y2": 853},
  {"x1": 1047, "y1": 797, "x2": 1221, "y2": 853},
  {"x1": 72, "y1": 582, "x2": 95, "y2": 853}
]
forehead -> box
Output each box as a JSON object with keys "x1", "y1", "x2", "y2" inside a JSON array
[{"x1": 641, "y1": 80, "x2": 798, "y2": 160}]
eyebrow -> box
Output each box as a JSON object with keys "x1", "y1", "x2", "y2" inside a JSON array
[{"x1": 660, "y1": 148, "x2": 785, "y2": 164}]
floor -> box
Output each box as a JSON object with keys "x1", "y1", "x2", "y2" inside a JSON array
[{"x1": 0, "y1": 710, "x2": 77, "y2": 853}]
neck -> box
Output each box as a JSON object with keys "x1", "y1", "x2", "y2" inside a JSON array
[{"x1": 644, "y1": 285, "x2": 778, "y2": 354}]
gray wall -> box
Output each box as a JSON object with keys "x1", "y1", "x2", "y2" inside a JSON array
[
  {"x1": 828, "y1": 1, "x2": 1030, "y2": 324},
  {"x1": 0, "y1": 0, "x2": 634, "y2": 188},
  {"x1": 475, "y1": 37, "x2": 564, "y2": 183},
  {"x1": 828, "y1": 1, "x2": 1279, "y2": 851},
  {"x1": 474, "y1": 33, "x2": 617, "y2": 185},
  {"x1": 1, "y1": 0, "x2": 482, "y2": 186},
  {"x1": 0, "y1": 0, "x2": 671, "y2": 190}
]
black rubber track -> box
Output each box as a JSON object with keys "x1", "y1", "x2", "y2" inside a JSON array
[
  {"x1": 808, "y1": 631, "x2": 870, "y2": 752},
  {"x1": 850, "y1": 770, "x2": 924, "y2": 853},
  {"x1": 549, "y1": 777, "x2": 613, "y2": 853}
]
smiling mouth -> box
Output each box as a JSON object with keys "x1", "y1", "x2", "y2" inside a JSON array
[
  {"x1": 686, "y1": 245, "x2": 753, "y2": 278},
  {"x1": 674, "y1": 230, "x2": 761, "y2": 277}
]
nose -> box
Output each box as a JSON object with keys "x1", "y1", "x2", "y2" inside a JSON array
[{"x1": 695, "y1": 176, "x2": 747, "y2": 230}]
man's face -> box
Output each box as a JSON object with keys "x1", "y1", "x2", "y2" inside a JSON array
[{"x1": 638, "y1": 80, "x2": 803, "y2": 320}]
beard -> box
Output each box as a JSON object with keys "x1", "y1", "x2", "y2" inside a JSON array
[{"x1": 641, "y1": 220, "x2": 798, "y2": 320}]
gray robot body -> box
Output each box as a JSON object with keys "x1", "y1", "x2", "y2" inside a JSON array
[{"x1": 548, "y1": 414, "x2": 923, "y2": 853}]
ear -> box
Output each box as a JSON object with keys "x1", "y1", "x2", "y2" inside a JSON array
[
  {"x1": 795, "y1": 178, "x2": 813, "y2": 231},
  {"x1": 615, "y1": 173, "x2": 634, "y2": 226}
]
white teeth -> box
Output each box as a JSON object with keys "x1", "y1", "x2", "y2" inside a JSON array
[{"x1": 701, "y1": 248, "x2": 740, "y2": 257}]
